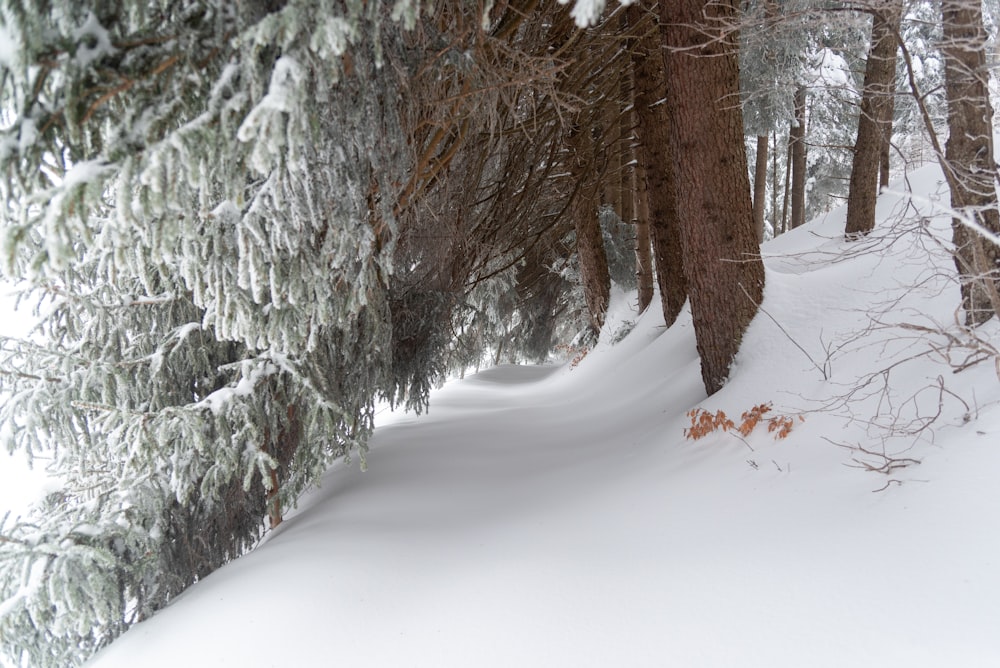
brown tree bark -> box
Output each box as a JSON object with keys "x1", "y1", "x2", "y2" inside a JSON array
[
  {"x1": 630, "y1": 4, "x2": 687, "y2": 327},
  {"x1": 630, "y1": 101, "x2": 655, "y2": 313},
  {"x1": 634, "y1": 168, "x2": 655, "y2": 313},
  {"x1": 771, "y1": 132, "x2": 781, "y2": 236},
  {"x1": 568, "y1": 120, "x2": 612, "y2": 334},
  {"x1": 845, "y1": 1, "x2": 903, "y2": 237},
  {"x1": 265, "y1": 403, "x2": 301, "y2": 529},
  {"x1": 790, "y1": 85, "x2": 808, "y2": 229},
  {"x1": 574, "y1": 204, "x2": 611, "y2": 335},
  {"x1": 879, "y1": 89, "x2": 894, "y2": 190},
  {"x1": 781, "y1": 131, "x2": 792, "y2": 233},
  {"x1": 600, "y1": 103, "x2": 624, "y2": 219},
  {"x1": 659, "y1": 0, "x2": 766, "y2": 395},
  {"x1": 941, "y1": 0, "x2": 1000, "y2": 324},
  {"x1": 753, "y1": 134, "x2": 769, "y2": 243},
  {"x1": 620, "y1": 34, "x2": 653, "y2": 313}
]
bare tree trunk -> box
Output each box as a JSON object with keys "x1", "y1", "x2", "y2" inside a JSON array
[
  {"x1": 568, "y1": 121, "x2": 612, "y2": 334},
  {"x1": 845, "y1": 2, "x2": 902, "y2": 237},
  {"x1": 634, "y1": 182, "x2": 655, "y2": 312},
  {"x1": 575, "y1": 208, "x2": 611, "y2": 334},
  {"x1": 631, "y1": 111, "x2": 655, "y2": 313},
  {"x1": 621, "y1": 38, "x2": 653, "y2": 313},
  {"x1": 600, "y1": 90, "x2": 625, "y2": 218},
  {"x1": 265, "y1": 403, "x2": 300, "y2": 529},
  {"x1": 659, "y1": 0, "x2": 766, "y2": 395},
  {"x1": 771, "y1": 132, "x2": 781, "y2": 236},
  {"x1": 630, "y1": 4, "x2": 687, "y2": 327},
  {"x1": 941, "y1": 0, "x2": 1000, "y2": 324},
  {"x1": 790, "y1": 84, "x2": 808, "y2": 229},
  {"x1": 753, "y1": 134, "x2": 769, "y2": 243},
  {"x1": 879, "y1": 89, "x2": 894, "y2": 190},
  {"x1": 781, "y1": 131, "x2": 792, "y2": 233}
]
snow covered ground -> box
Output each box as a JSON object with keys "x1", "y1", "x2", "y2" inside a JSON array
[{"x1": 57, "y1": 163, "x2": 1000, "y2": 665}]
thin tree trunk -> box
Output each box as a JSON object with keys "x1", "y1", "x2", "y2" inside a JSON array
[
  {"x1": 790, "y1": 84, "x2": 807, "y2": 229},
  {"x1": 771, "y1": 131, "x2": 780, "y2": 236},
  {"x1": 262, "y1": 401, "x2": 300, "y2": 531},
  {"x1": 575, "y1": 206, "x2": 611, "y2": 334},
  {"x1": 634, "y1": 183, "x2": 655, "y2": 312},
  {"x1": 753, "y1": 134, "x2": 769, "y2": 243},
  {"x1": 879, "y1": 89, "x2": 894, "y2": 190},
  {"x1": 630, "y1": 4, "x2": 687, "y2": 327},
  {"x1": 601, "y1": 89, "x2": 624, "y2": 219},
  {"x1": 621, "y1": 36, "x2": 653, "y2": 313},
  {"x1": 845, "y1": 2, "x2": 902, "y2": 237},
  {"x1": 659, "y1": 0, "x2": 766, "y2": 395},
  {"x1": 632, "y1": 110, "x2": 655, "y2": 312},
  {"x1": 771, "y1": 131, "x2": 784, "y2": 236},
  {"x1": 941, "y1": 0, "x2": 1000, "y2": 324},
  {"x1": 568, "y1": 120, "x2": 612, "y2": 334},
  {"x1": 781, "y1": 131, "x2": 792, "y2": 233}
]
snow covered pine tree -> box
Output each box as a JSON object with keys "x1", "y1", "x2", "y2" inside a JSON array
[
  {"x1": 0, "y1": 0, "x2": 626, "y2": 665},
  {"x1": 0, "y1": 1, "x2": 411, "y2": 664}
]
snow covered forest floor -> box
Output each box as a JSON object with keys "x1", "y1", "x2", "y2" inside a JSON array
[{"x1": 12, "y1": 162, "x2": 1000, "y2": 666}]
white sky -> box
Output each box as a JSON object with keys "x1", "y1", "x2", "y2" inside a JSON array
[{"x1": 0, "y1": 285, "x2": 53, "y2": 520}]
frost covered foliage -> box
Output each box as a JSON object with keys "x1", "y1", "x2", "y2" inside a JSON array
[
  {"x1": 0, "y1": 0, "x2": 406, "y2": 350},
  {"x1": 599, "y1": 205, "x2": 637, "y2": 291},
  {"x1": 803, "y1": 44, "x2": 863, "y2": 218},
  {"x1": 895, "y1": 1, "x2": 946, "y2": 165},
  {"x1": 0, "y1": 0, "x2": 622, "y2": 663},
  {"x1": 454, "y1": 253, "x2": 577, "y2": 368},
  {"x1": 739, "y1": 0, "x2": 812, "y2": 135},
  {"x1": 0, "y1": 272, "x2": 384, "y2": 666},
  {"x1": 0, "y1": 0, "x2": 410, "y2": 664}
]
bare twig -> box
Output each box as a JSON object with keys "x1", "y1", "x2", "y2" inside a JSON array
[
  {"x1": 825, "y1": 437, "x2": 921, "y2": 474},
  {"x1": 872, "y1": 479, "x2": 904, "y2": 492}
]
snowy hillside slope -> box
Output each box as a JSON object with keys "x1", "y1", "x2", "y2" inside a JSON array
[{"x1": 86, "y1": 162, "x2": 1000, "y2": 667}]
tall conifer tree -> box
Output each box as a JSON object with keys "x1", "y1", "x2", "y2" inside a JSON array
[{"x1": 659, "y1": 0, "x2": 766, "y2": 394}]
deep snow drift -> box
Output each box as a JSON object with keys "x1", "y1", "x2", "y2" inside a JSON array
[{"x1": 67, "y1": 163, "x2": 1000, "y2": 666}]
